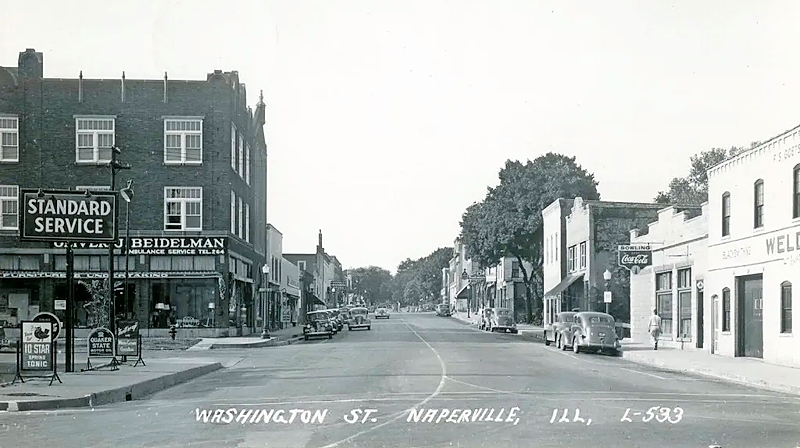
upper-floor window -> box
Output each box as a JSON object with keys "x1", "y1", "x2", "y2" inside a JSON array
[
  {"x1": 511, "y1": 260, "x2": 520, "y2": 278},
  {"x1": 781, "y1": 281, "x2": 792, "y2": 334},
  {"x1": 298, "y1": 260, "x2": 306, "y2": 272},
  {"x1": 753, "y1": 179, "x2": 764, "y2": 228},
  {"x1": 238, "y1": 135, "x2": 244, "y2": 178},
  {"x1": 164, "y1": 187, "x2": 202, "y2": 231},
  {"x1": 230, "y1": 191, "x2": 236, "y2": 234},
  {"x1": 0, "y1": 185, "x2": 18, "y2": 230},
  {"x1": 793, "y1": 164, "x2": 800, "y2": 219},
  {"x1": 567, "y1": 245, "x2": 577, "y2": 272},
  {"x1": 230, "y1": 124, "x2": 237, "y2": 171},
  {"x1": 75, "y1": 117, "x2": 114, "y2": 163},
  {"x1": 0, "y1": 117, "x2": 19, "y2": 162},
  {"x1": 245, "y1": 144, "x2": 250, "y2": 185},
  {"x1": 721, "y1": 192, "x2": 731, "y2": 236},
  {"x1": 579, "y1": 241, "x2": 586, "y2": 269},
  {"x1": 238, "y1": 197, "x2": 243, "y2": 238},
  {"x1": 245, "y1": 203, "x2": 250, "y2": 243},
  {"x1": 164, "y1": 118, "x2": 202, "y2": 164}
]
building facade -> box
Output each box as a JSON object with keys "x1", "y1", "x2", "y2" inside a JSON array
[
  {"x1": 543, "y1": 197, "x2": 663, "y2": 324},
  {"x1": 284, "y1": 230, "x2": 343, "y2": 313},
  {"x1": 0, "y1": 49, "x2": 267, "y2": 338},
  {"x1": 280, "y1": 256, "x2": 300, "y2": 327},
  {"x1": 629, "y1": 204, "x2": 707, "y2": 348},
  {"x1": 542, "y1": 199, "x2": 573, "y2": 325},
  {"x1": 706, "y1": 126, "x2": 800, "y2": 367}
]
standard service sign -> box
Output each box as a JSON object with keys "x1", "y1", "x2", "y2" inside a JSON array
[{"x1": 20, "y1": 189, "x2": 117, "y2": 242}]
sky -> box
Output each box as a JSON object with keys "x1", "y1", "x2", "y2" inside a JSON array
[{"x1": 3, "y1": 1, "x2": 800, "y2": 273}]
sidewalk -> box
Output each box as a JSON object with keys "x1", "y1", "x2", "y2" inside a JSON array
[
  {"x1": 0, "y1": 352, "x2": 238, "y2": 412},
  {"x1": 621, "y1": 341, "x2": 800, "y2": 397},
  {"x1": 187, "y1": 325, "x2": 304, "y2": 350}
]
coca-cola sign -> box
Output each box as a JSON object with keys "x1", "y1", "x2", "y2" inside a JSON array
[{"x1": 618, "y1": 245, "x2": 652, "y2": 272}]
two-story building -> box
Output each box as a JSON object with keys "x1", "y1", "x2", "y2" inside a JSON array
[
  {"x1": 706, "y1": 124, "x2": 800, "y2": 367},
  {"x1": 284, "y1": 230, "x2": 343, "y2": 313},
  {"x1": 281, "y1": 256, "x2": 300, "y2": 327},
  {"x1": 0, "y1": 48, "x2": 267, "y2": 338},
  {"x1": 542, "y1": 197, "x2": 663, "y2": 325},
  {"x1": 629, "y1": 204, "x2": 707, "y2": 348}
]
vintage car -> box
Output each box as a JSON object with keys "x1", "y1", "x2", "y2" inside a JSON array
[
  {"x1": 436, "y1": 304, "x2": 451, "y2": 317},
  {"x1": 544, "y1": 311, "x2": 577, "y2": 348},
  {"x1": 303, "y1": 311, "x2": 334, "y2": 340},
  {"x1": 561, "y1": 312, "x2": 621, "y2": 355},
  {"x1": 375, "y1": 307, "x2": 390, "y2": 319},
  {"x1": 328, "y1": 309, "x2": 345, "y2": 332},
  {"x1": 347, "y1": 307, "x2": 371, "y2": 330},
  {"x1": 486, "y1": 308, "x2": 517, "y2": 333}
]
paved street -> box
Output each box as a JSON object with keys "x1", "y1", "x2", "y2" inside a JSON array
[{"x1": 1, "y1": 313, "x2": 799, "y2": 448}]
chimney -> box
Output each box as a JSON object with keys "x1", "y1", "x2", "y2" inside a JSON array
[
  {"x1": 318, "y1": 230, "x2": 323, "y2": 249},
  {"x1": 121, "y1": 71, "x2": 125, "y2": 103},
  {"x1": 18, "y1": 48, "x2": 43, "y2": 79},
  {"x1": 78, "y1": 71, "x2": 83, "y2": 103},
  {"x1": 163, "y1": 72, "x2": 168, "y2": 103}
]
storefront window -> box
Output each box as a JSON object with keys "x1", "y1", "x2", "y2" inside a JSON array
[
  {"x1": 150, "y1": 279, "x2": 217, "y2": 328},
  {"x1": 677, "y1": 268, "x2": 692, "y2": 339},
  {"x1": 656, "y1": 271, "x2": 673, "y2": 336}
]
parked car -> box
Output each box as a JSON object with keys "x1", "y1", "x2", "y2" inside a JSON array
[
  {"x1": 375, "y1": 307, "x2": 390, "y2": 319},
  {"x1": 486, "y1": 308, "x2": 518, "y2": 333},
  {"x1": 544, "y1": 311, "x2": 577, "y2": 348},
  {"x1": 347, "y1": 307, "x2": 371, "y2": 330},
  {"x1": 303, "y1": 311, "x2": 334, "y2": 340},
  {"x1": 561, "y1": 312, "x2": 621, "y2": 355},
  {"x1": 436, "y1": 304, "x2": 451, "y2": 317}
]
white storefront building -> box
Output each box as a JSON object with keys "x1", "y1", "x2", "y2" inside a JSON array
[
  {"x1": 706, "y1": 125, "x2": 799, "y2": 367},
  {"x1": 629, "y1": 205, "x2": 708, "y2": 348}
]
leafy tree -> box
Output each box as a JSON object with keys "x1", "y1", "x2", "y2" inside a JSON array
[
  {"x1": 344, "y1": 266, "x2": 393, "y2": 306},
  {"x1": 389, "y1": 247, "x2": 452, "y2": 308},
  {"x1": 460, "y1": 153, "x2": 600, "y2": 324},
  {"x1": 654, "y1": 143, "x2": 759, "y2": 205}
]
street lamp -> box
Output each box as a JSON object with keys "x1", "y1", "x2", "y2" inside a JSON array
[
  {"x1": 603, "y1": 269, "x2": 612, "y2": 314},
  {"x1": 461, "y1": 269, "x2": 470, "y2": 318},
  {"x1": 120, "y1": 180, "x2": 134, "y2": 320},
  {"x1": 261, "y1": 264, "x2": 270, "y2": 338}
]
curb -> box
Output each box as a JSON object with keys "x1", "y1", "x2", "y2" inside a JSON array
[
  {"x1": 0, "y1": 362, "x2": 223, "y2": 412},
  {"x1": 208, "y1": 335, "x2": 303, "y2": 349},
  {"x1": 621, "y1": 353, "x2": 800, "y2": 397}
]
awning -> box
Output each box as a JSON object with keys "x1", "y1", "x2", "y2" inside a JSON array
[
  {"x1": 544, "y1": 273, "x2": 584, "y2": 298},
  {"x1": 455, "y1": 284, "x2": 469, "y2": 299},
  {"x1": 308, "y1": 294, "x2": 325, "y2": 306}
]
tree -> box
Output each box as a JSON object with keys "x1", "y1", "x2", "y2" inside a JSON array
[
  {"x1": 345, "y1": 266, "x2": 393, "y2": 306},
  {"x1": 460, "y1": 153, "x2": 601, "y2": 324},
  {"x1": 389, "y1": 247, "x2": 453, "y2": 308},
  {"x1": 654, "y1": 143, "x2": 759, "y2": 205}
]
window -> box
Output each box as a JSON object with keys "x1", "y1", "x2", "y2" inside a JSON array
[
  {"x1": 722, "y1": 287, "x2": 731, "y2": 332},
  {"x1": 555, "y1": 232, "x2": 558, "y2": 261},
  {"x1": 793, "y1": 165, "x2": 800, "y2": 219},
  {"x1": 721, "y1": 192, "x2": 731, "y2": 236},
  {"x1": 245, "y1": 144, "x2": 250, "y2": 185},
  {"x1": 568, "y1": 245, "x2": 577, "y2": 272},
  {"x1": 298, "y1": 260, "x2": 306, "y2": 272},
  {"x1": 230, "y1": 191, "x2": 236, "y2": 234},
  {"x1": 164, "y1": 187, "x2": 202, "y2": 231},
  {"x1": 238, "y1": 197, "x2": 243, "y2": 238},
  {"x1": 511, "y1": 260, "x2": 520, "y2": 278},
  {"x1": 656, "y1": 271, "x2": 673, "y2": 336},
  {"x1": 231, "y1": 124, "x2": 237, "y2": 170},
  {"x1": 579, "y1": 242, "x2": 586, "y2": 269},
  {"x1": 75, "y1": 117, "x2": 114, "y2": 163},
  {"x1": 245, "y1": 203, "x2": 250, "y2": 243},
  {"x1": 164, "y1": 118, "x2": 203, "y2": 164},
  {"x1": 0, "y1": 117, "x2": 18, "y2": 162},
  {"x1": 238, "y1": 135, "x2": 244, "y2": 177},
  {"x1": 0, "y1": 185, "x2": 18, "y2": 229},
  {"x1": 753, "y1": 180, "x2": 764, "y2": 228},
  {"x1": 677, "y1": 268, "x2": 692, "y2": 339},
  {"x1": 781, "y1": 281, "x2": 792, "y2": 334}
]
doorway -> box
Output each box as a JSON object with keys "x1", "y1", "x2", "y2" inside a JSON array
[
  {"x1": 736, "y1": 274, "x2": 763, "y2": 358},
  {"x1": 696, "y1": 290, "x2": 704, "y2": 349}
]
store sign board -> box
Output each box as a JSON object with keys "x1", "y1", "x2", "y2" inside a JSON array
[
  {"x1": 52, "y1": 236, "x2": 227, "y2": 255},
  {"x1": 20, "y1": 189, "x2": 117, "y2": 242},
  {"x1": 618, "y1": 245, "x2": 652, "y2": 273},
  {"x1": 21, "y1": 321, "x2": 53, "y2": 371},
  {"x1": 0, "y1": 271, "x2": 222, "y2": 279},
  {"x1": 87, "y1": 327, "x2": 115, "y2": 357},
  {"x1": 116, "y1": 320, "x2": 139, "y2": 356}
]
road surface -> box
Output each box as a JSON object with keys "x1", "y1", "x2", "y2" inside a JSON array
[{"x1": 1, "y1": 313, "x2": 799, "y2": 447}]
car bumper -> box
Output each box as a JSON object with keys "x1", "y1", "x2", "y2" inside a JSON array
[
  {"x1": 577, "y1": 340, "x2": 621, "y2": 350},
  {"x1": 492, "y1": 326, "x2": 518, "y2": 332}
]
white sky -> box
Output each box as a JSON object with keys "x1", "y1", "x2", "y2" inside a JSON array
[{"x1": 3, "y1": 1, "x2": 800, "y2": 273}]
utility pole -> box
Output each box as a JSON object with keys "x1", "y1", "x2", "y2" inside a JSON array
[
  {"x1": 65, "y1": 243, "x2": 74, "y2": 372},
  {"x1": 107, "y1": 146, "x2": 130, "y2": 336}
]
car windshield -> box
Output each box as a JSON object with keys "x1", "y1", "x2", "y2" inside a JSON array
[
  {"x1": 559, "y1": 313, "x2": 576, "y2": 322},
  {"x1": 495, "y1": 309, "x2": 511, "y2": 316},
  {"x1": 351, "y1": 309, "x2": 368, "y2": 316},
  {"x1": 307, "y1": 313, "x2": 327, "y2": 322}
]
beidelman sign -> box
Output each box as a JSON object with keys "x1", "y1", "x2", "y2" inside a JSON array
[{"x1": 20, "y1": 189, "x2": 117, "y2": 243}]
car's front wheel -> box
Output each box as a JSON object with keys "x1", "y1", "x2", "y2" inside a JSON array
[
  {"x1": 545, "y1": 332, "x2": 551, "y2": 346},
  {"x1": 573, "y1": 338, "x2": 580, "y2": 354}
]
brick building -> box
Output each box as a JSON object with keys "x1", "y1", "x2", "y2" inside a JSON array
[
  {"x1": 284, "y1": 230, "x2": 344, "y2": 318},
  {"x1": 0, "y1": 48, "x2": 268, "y2": 338}
]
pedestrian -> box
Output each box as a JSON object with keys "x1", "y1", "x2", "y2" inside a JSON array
[{"x1": 648, "y1": 309, "x2": 662, "y2": 350}]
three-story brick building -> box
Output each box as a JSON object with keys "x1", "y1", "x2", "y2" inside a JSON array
[{"x1": 0, "y1": 48, "x2": 267, "y2": 337}]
